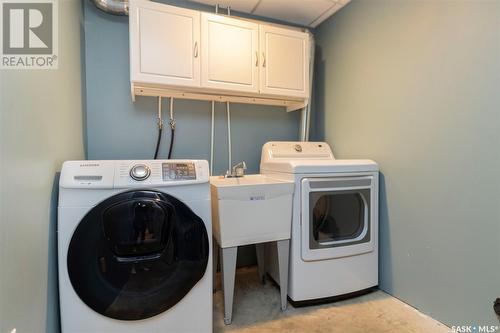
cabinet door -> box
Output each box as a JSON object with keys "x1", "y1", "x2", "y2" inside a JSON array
[
  {"x1": 201, "y1": 14, "x2": 259, "y2": 93},
  {"x1": 259, "y1": 25, "x2": 309, "y2": 98},
  {"x1": 129, "y1": 0, "x2": 200, "y2": 87}
]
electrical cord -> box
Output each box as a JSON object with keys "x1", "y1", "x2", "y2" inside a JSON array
[
  {"x1": 168, "y1": 125, "x2": 175, "y2": 159},
  {"x1": 167, "y1": 98, "x2": 175, "y2": 159},
  {"x1": 154, "y1": 97, "x2": 163, "y2": 159},
  {"x1": 154, "y1": 126, "x2": 162, "y2": 159}
]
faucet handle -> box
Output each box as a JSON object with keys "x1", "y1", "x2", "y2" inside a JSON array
[{"x1": 232, "y1": 161, "x2": 247, "y2": 177}]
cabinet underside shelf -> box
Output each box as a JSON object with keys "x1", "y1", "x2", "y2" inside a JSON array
[{"x1": 131, "y1": 84, "x2": 307, "y2": 112}]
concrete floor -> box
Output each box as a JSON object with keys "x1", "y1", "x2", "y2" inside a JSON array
[{"x1": 214, "y1": 266, "x2": 451, "y2": 333}]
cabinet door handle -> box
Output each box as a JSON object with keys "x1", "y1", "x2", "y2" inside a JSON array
[
  {"x1": 262, "y1": 52, "x2": 266, "y2": 67},
  {"x1": 194, "y1": 42, "x2": 198, "y2": 58},
  {"x1": 255, "y1": 51, "x2": 259, "y2": 67}
]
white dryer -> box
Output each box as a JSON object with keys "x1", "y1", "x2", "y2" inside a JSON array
[
  {"x1": 58, "y1": 160, "x2": 212, "y2": 332},
  {"x1": 260, "y1": 142, "x2": 379, "y2": 305}
]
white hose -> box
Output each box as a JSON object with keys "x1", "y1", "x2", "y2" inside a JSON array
[
  {"x1": 169, "y1": 97, "x2": 174, "y2": 125},
  {"x1": 210, "y1": 101, "x2": 215, "y2": 176},
  {"x1": 299, "y1": 32, "x2": 315, "y2": 141},
  {"x1": 305, "y1": 34, "x2": 315, "y2": 141},
  {"x1": 226, "y1": 102, "x2": 232, "y2": 172},
  {"x1": 158, "y1": 96, "x2": 162, "y2": 121}
]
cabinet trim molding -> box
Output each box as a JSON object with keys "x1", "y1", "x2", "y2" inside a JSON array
[{"x1": 132, "y1": 84, "x2": 307, "y2": 112}]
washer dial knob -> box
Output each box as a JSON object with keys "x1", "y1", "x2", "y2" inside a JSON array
[{"x1": 130, "y1": 164, "x2": 151, "y2": 181}]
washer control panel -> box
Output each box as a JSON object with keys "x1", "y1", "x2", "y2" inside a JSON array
[
  {"x1": 162, "y1": 162, "x2": 196, "y2": 181},
  {"x1": 60, "y1": 160, "x2": 209, "y2": 189},
  {"x1": 116, "y1": 160, "x2": 207, "y2": 187}
]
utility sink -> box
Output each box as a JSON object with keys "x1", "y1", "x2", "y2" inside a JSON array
[{"x1": 210, "y1": 174, "x2": 294, "y2": 248}]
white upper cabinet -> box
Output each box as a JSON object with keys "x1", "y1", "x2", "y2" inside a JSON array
[
  {"x1": 129, "y1": 0, "x2": 311, "y2": 110},
  {"x1": 259, "y1": 24, "x2": 309, "y2": 98},
  {"x1": 201, "y1": 13, "x2": 259, "y2": 93},
  {"x1": 129, "y1": 0, "x2": 200, "y2": 87}
]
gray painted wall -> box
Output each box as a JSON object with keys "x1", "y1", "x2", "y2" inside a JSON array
[
  {"x1": 0, "y1": 1, "x2": 85, "y2": 332},
  {"x1": 314, "y1": 0, "x2": 500, "y2": 327},
  {"x1": 82, "y1": 1, "x2": 300, "y2": 265}
]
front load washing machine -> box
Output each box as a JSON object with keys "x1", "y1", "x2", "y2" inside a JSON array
[
  {"x1": 58, "y1": 160, "x2": 212, "y2": 332},
  {"x1": 260, "y1": 142, "x2": 379, "y2": 305}
]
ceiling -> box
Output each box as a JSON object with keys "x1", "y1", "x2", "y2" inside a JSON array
[{"x1": 187, "y1": 0, "x2": 351, "y2": 28}]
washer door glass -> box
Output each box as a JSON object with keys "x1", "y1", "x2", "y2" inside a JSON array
[{"x1": 67, "y1": 190, "x2": 209, "y2": 321}]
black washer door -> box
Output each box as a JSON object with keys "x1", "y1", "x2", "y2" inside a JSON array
[{"x1": 67, "y1": 190, "x2": 209, "y2": 320}]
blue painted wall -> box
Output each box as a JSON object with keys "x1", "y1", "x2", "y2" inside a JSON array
[
  {"x1": 82, "y1": 1, "x2": 301, "y2": 266},
  {"x1": 314, "y1": 0, "x2": 500, "y2": 327},
  {"x1": 0, "y1": 2, "x2": 85, "y2": 332}
]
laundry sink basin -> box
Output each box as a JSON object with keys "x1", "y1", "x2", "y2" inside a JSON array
[{"x1": 210, "y1": 174, "x2": 294, "y2": 248}]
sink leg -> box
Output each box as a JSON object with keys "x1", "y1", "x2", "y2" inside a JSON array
[
  {"x1": 277, "y1": 239, "x2": 290, "y2": 311},
  {"x1": 255, "y1": 243, "x2": 266, "y2": 284},
  {"x1": 221, "y1": 246, "x2": 237, "y2": 325},
  {"x1": 212, "y1": 238, "x2": 219, "y2": 292}
]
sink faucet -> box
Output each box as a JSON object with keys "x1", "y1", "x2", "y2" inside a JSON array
[{"x1": 226, "y1": 161, "x2": 247, "y2": 178}]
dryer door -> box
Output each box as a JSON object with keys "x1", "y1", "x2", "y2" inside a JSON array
[
  {"x1": 301, "y1": 176, "x2": 375, "y2": 261},
  {"x1": 67, "y1": 190, "x2": 209, "y2": 320}
]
